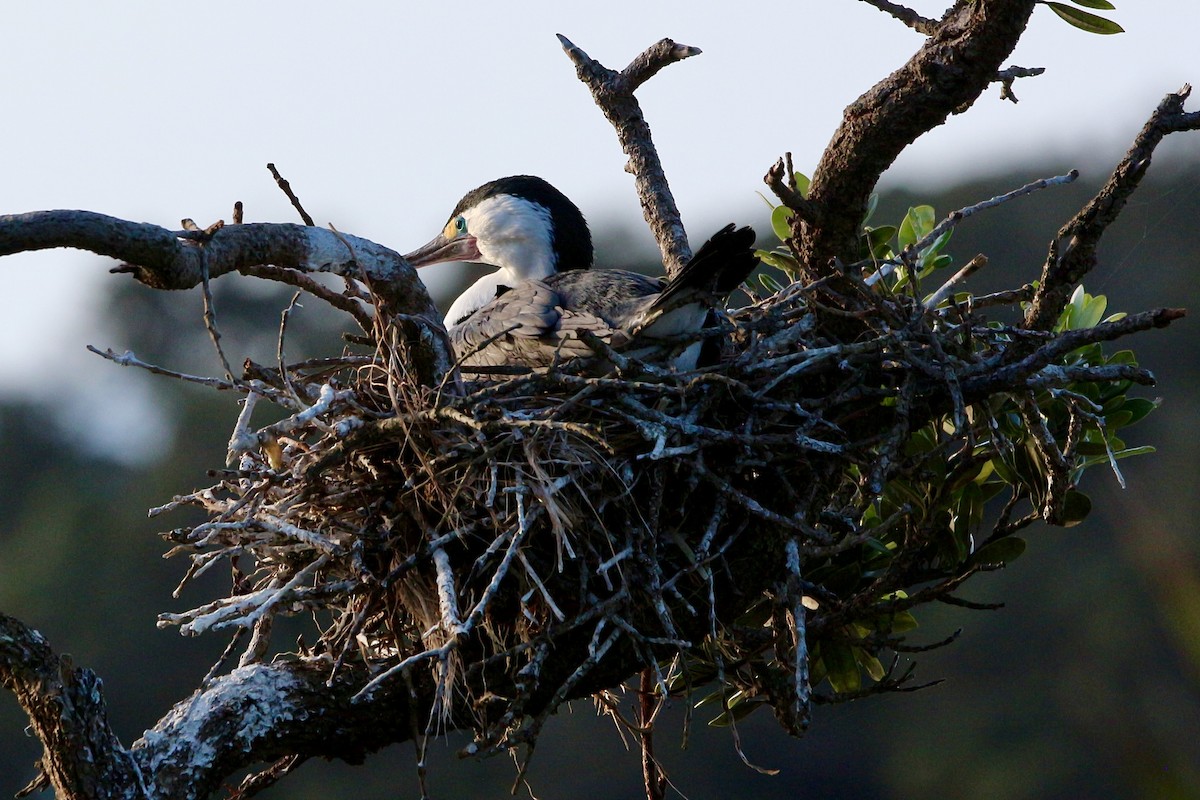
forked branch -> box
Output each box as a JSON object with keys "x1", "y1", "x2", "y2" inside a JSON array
[
  {"x1": 558, "y1": 34, "x2": 699, "y2": 276},
  {"x1": 0, "y1": 614, "x2": 143, "y2": 800},
  {"x1": 1024, "y1": 84, "x2": 1200, "y2": 330}
]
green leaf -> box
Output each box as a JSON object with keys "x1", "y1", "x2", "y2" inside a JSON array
[
  {"x1": 794, "y1": 172, "x2": 811, "y2": 199},
  {"x1": 864, "y1": 537, "x2": 894, "y2": 557},
  {"x1": 823, "y1": 641, "x2": 861, "y2": 694},
  {"x1": 1066, "y1": 285, "x2": 1087, "y2": 329},
  {"x1": 918, "y1": 228, "x2": 954, "y2": 268},
  {"x1": 980, "y1": 482, "x2": 1007, "y2": 504},
  {"x1": 890, "y1": 610, "x2": 920, "y2": 633},
  {"x1": 972, "y1": 536, "x2": 1027, "y2": 566},
  {"x1": 1077, "y1": 445, "x2": 1156, "y2": 469},
  {"x1": 756, "y1": 249, "x2": 799, "y2": 274},
  {"x1": 898, "y1": 205, "x2": 936, "y2": 250},
  {"x1": 1121, "y1": 397, "x2": 1159, "y2": 425},
  {"x1": 1046, "y1": 2, "x2": 1124, "y2": 33},
  {"x1": 708, "y1": 696, "x2": 768, "y2": 727},
  {"x1": 865, "y1": 225, "x2": 897, "y2": 258},
  {"x1": 694, "y1": 688, "x2": 735, "y2": 709},
  {"x1": 1069, "y1": 0, "x2": 1115, "y2": 9},
  {"x1": 990, "y1": 456, "x2": 1017, "y2": 485},
  {"x1": 1104, "y1": 410, "x2": 1133, "y2": 430},
  {"x1": 862, "y1": 192, "x2": 880, "y2": 227},
  {"x1": 1076, "y1": 292, "x2": 1108, "y2": 329},
  {"x1": 735, "y1": 599, "x2": 773, "y2": 628},
  {"x1": 862, "y1": 608, "x2": 919, "y2": 634},
  {"x1": 1060, "y1": 490, "x2": 1092, "y2": 527},
  {"x1": 667, "y1": 661, "x2": 720, "y2": 693},
  {"x1": 957, "y1": 481, "x2": 984, "y2": 530},
  {"x1": 856, "y1": 649, "x2": 886, "y2": 682},
  {"x1": 886, "y1": 478, "x2": 929, "y2": 514},
  {"x1": 1106, "y1": 349, "x2": 1137, "y2": 366},
  {"x1": 809, "y1": 643, "x2": 827, "y2": 687},
  {"x1": 759, "y1": 272, "x2": 783, "y2": 294},
  {"x1": 771, "y1": 205, "x2": 794, "y2": 242}
]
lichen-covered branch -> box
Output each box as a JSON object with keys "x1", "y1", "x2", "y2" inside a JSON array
[
  {"x1": 129, "y1": 660, "x2": 429, "y2": 800},
  {"x1": 0, "y1": 614, "x2": 145, "y2": 800},
  {"x1": 0, "y1": 211, "x2": 452, "y2": 383}
]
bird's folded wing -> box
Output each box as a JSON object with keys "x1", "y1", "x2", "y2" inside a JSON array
[{"x1": 450, "y1": 280, "x2": 618, "y2": 368}]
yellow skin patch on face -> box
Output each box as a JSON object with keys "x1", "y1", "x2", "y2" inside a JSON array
[{"x1": 444, "y1": 216, "x2": 468, "y2": 240}]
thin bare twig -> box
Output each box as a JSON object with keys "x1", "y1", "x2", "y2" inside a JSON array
[
  {"x1": 924, "y1": 254, "x2": 988, "y2": 309},
  {"x1": 267, "y1": 163, "x2": 316, "y2": 227},
  {"x1": 995, "y1": 65, "x2": 1046, "y2": 103}
]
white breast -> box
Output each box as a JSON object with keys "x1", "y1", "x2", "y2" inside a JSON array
[{"x1": 445, "y1": 271, "x2": 515, "y2": 329}]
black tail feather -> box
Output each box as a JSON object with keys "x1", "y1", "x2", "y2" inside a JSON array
[{"x1": 651, "y1": 224, "x2": 758, "y2": 310}]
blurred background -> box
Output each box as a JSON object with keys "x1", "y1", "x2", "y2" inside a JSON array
[{"x1": 1, "y1": 2, "x2": 1198, "y2": 798}]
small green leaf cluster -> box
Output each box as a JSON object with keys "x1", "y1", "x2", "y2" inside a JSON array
[
  {"x1": 862, "y1": 201, "x2": 955, "y2": 295},
  {"x1": 795, "y1": 287, "x2": 1156, "y2": 702},
  {"x1": 1044, "y1": 0, "x2": 1124, "y2": 35},
  {"x1": 752, "y1": 172, "x2": 810, "y2": 294},
  {"x1": 1045, "y1": 286, "x2": 1159, "y2": 478}
]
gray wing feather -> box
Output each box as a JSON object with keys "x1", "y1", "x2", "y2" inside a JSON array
[{"x1": 449, "y1": 279, "x2": 624, "y2": 368}]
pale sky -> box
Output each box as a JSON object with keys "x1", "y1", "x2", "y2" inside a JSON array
[{"x1": 1, "y1": 1, "x2": 1196, "y2": 455}]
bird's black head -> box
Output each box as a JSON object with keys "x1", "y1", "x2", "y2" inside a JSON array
[{"x1": 449, "y1": 175, "x2": 593, "y2": 273}]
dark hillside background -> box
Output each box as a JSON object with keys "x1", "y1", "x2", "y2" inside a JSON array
[{"x1": 2, "y1": 161, "x2": 1198, "y2": 799}]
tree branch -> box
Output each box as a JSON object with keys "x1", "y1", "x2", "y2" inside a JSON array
[
  {"x1": 0, "y1": 614, "x2": 146, "y2": 800},
  {"x1": 960, "y1": 307, "x2": 1185, "y2": 399},
  {"x1": 129, "y1": 660, "x2": 434, "y2": 800},
  {"x1": 765, "y1": 156, "x2": 822, "y2": 226},
  {"x1": 558, "y1": 34, "x2": 698, "y2": 276},
  {"x1": 796, "y1": 0, "x2": 1038, "y2": 281},
  {"x1": 856, "y1": 0, "x2": 940, "y2": 34},
  {"x1": 1024, "y1": 85, "x2": 1200, "y2": 330},
  {"x1": 994, "y1": 64, "x2": 1045, "y2": 103},
  {"x1": 0, "y1": 212, "x2": 453, "y2": 383}
]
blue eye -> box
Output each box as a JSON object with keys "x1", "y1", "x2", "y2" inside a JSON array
[{"x1": 454, "y1": 216, "x2": 467, "y2": 235}]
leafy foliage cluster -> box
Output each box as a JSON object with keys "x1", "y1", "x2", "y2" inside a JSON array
[
  {"x1": 1043, "y1": 0, "x2": 1124, "y2": 35},
  {"x1": 683, "y1": 175, "x2": 1160, "y2": 716}
]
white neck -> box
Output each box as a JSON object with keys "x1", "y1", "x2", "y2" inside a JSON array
[{"x1": 465, "y1": 194, "x2": 557, "y2": 280}]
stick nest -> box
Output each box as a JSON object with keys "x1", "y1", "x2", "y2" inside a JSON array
[{"x1": 151, "y1": 252, "x2": 1166, "y2": 754}]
